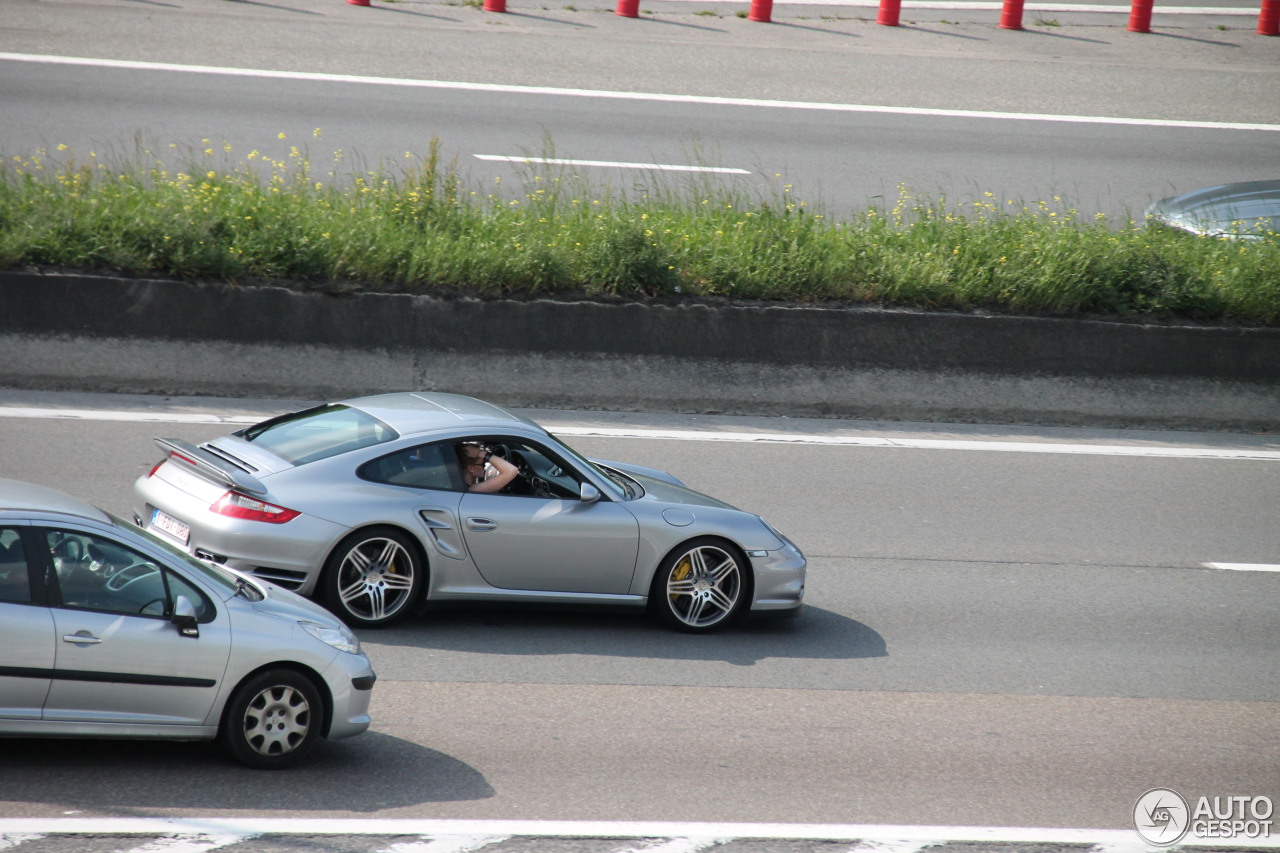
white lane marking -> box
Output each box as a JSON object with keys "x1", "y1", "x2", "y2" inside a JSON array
[
  {"x1": 2, "y1": 405, "x2": 1278, "y2": 461},
  {"x1": 615, "y1": 838, "x2": 730, "y2": 853},
  {"x1": 551, "y1": 425, "x2": 1280, "y2": 461},
  {"x1": 475, "y1": 155, "x2": 751, "y2": 174},
  {"x1": 1, "y1": 53, "x2": 1276, "y2": 133},
  {"x1": 1087, "y1": 844, "x2": 1164, "y2": 853},
  {"x1": 846, "y1": 841, "x2": 939, "y2": 853},
  {"x1": 383, "y1": 836, "x2": 511, "y2": 853},
  {"x1": 0, "y1": 407, "x2": 261, "y2": 425},
  {"x1": 130, "y1": 834, "x2": 255, "y2": 853},
  {"x1": 0, "y1": 819, "x2": 1221, "y2": 845},
  {"x1": 1204, "y1": 562, "x2": 1280, "y2": 572}
]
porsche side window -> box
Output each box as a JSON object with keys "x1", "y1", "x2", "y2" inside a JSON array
[
  {"x1": 360, "y1": 443, "x2": 459, "y2": 491},
  {"x1": 483, "y1": 440, "x2": 582, "y2": 500},
  {"x1": 45, "y1": 530, "x2": 173, "y2": 618},
  {"x1": 0, "y1": 528, "x2": 31, "y2": 603}
]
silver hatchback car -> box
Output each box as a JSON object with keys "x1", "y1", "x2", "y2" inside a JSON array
[
  {"x1": 133, "y1": 392, "x2": 806, "y2": 631},
  {"x1": 0, "y1": 478, "x2": 375, "y2": 769}
]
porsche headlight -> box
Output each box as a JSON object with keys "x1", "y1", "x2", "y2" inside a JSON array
[{"x1": 758, "y1": 517, "x2": 793, "y2": 548}]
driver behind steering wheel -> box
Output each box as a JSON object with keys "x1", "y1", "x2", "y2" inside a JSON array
[{"x1": 456, "y1": 442, "x2": 520, "y2": 494}]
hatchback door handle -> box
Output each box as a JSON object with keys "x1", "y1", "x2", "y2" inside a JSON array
[
  {"x1": 63, "y1": 632, "x2": 101, "y2": 645},
  {"x1": 466, "y1": 517, "x2": 498, "y2": 532}
]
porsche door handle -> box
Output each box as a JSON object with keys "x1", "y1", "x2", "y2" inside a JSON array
[
  {"x1": 466, "y1": 517, "x2": 498, "y2": 532},
  {"x1": 63, "y1": 632, "x2": 101, "y2": 645}
]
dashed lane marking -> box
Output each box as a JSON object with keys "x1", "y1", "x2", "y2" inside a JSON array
[
  {"x1": 1204, "y1": 562, "x2": 1280, "y2": 572},
  {"x1": 475, "y1": 155, "x2": 751, "y2": 174}
]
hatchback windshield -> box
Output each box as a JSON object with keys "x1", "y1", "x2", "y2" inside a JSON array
[
  {"x1": 236, "y1": 404, "x2": 398, "y2": 465},
  {"x1": 120, "y1": 513, "x2": 244, "y2": 596}
]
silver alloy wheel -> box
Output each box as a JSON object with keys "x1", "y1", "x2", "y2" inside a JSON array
[
  {"x1": 221, "y1": 669, "x2": 323, "y2": 768},
  {"x1": 663, "y1": 542, "x2": 743, "y2": 630},
  {"x1": 242, "y1": 683, "x2": 312, "y2": 758},
  {"x1": 334, "y1": 534, "x2": 417, "y2": 624}
]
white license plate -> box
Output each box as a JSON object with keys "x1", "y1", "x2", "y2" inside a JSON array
[{"x1": 151, "y1": 509, "x2": 190, "y2": 544}]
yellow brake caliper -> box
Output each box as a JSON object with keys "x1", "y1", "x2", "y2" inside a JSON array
[{"x1": 670, "y1": 556, "x2": 692, "y2": 604}]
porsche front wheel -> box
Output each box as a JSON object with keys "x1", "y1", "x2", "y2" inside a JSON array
[{"x1": 652, "y1": 538, "x2": 748, "y2": 632}]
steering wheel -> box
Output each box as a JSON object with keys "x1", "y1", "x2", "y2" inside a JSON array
[
  {"x1": 138, "y1": 597, "x2": 167, "y2": 615},
  {"x1": 513, "y1": 450, "x2": 562, "y2": 498},
  {"x1": 51, "y1": 535, "x2": 84, "y2": 564},
  {"x1": 87, "y1": 544, "x2": 127, "y2": 578},
  {"x1": 106, "y1": 562, "x2": 161, "y2": 593}
]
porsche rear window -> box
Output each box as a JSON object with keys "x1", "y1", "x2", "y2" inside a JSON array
[{"x1": 236, "y1": 404, "x2": 398, "y2": 466}]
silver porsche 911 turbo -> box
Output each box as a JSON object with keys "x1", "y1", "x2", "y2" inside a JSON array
[{"x1": 132, "y1": 392, "x2": 806, "y2": 631}]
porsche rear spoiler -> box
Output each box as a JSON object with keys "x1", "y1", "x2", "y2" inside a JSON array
[{"x1": 155, "y1": 437, "x2": 268, "y2": 496}]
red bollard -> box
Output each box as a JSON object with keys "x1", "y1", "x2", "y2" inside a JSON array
[
  {"x1": 1260, "y1": 0, "x2": 1280, "y2": 34},
  {"x1": 876, "y1": 0, "x2": 900, "y2": 26},
  {"x1": 1128, "y1": 0, "x2": 1153, "y2": 31},
  {"x1": 999, "y1": 0, "x2": 1024, "y2": 28},
  {"x1": 616, "y1": 0, "x2": 639, "y2": 16},
  {"x1": 748, "y1": 0, "x2": 773, "y2": 21},
  {"x1": 483, "y1": 0, "x2": 506, "y2": 10}
]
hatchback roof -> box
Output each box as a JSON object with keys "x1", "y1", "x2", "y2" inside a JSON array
[
  {"x1": 341, "y1": 392, "x2": 544, "y2": 436},
  {"x1": 1146, "y1": 179, "x2": 1280, "y2": 238},
  {"x1": 0, "y1": 478, "x2": 111, "y2": 523}
]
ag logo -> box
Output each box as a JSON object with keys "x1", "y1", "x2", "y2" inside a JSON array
[{"x1": 1135, "y1": 788, "x2": 1191, "y2": 846}]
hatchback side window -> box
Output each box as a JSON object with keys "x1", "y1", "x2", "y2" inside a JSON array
[
  {"x1": 0, "y1": 528, "x2": 31, "y2": 603},
  {"x1": 164, "y1": 570, "x2": 214, "y2": 621},
  {"x1": 45, "y1": 530, "x2": 173, "y2": 617}
]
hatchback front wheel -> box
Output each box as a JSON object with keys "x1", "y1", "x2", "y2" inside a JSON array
[{"x1": 220, "y1": 669, "x2": 322, "y2": 769}]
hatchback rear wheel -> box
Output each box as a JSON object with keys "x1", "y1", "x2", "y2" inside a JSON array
[{"x1": 322, "y1": 527, "x2": 424, "y2": 628}]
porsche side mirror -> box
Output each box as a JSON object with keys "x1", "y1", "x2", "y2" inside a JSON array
[{"x1": 579, "y1": 483, "x2": 601, "y2": 504}]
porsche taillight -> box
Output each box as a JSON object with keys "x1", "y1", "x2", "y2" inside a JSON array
[{"x1": 210, "y1": 491, "x2": 300, "y2": 524}]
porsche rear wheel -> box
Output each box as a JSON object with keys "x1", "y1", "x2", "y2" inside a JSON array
[
  {"x1": 321, "y1": 527, "x2": 424, "y2": 628},
  {"x1": 652, "y1": 538, "x2": 748, "y2": 632}
]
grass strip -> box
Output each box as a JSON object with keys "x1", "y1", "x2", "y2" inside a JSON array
[{"x1": 2, "y1": 137, "x2": 1277, "y2": 325}]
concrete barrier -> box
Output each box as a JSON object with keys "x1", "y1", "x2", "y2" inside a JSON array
[{"x1": 2, "y1": 271, "x2": 1277, "y2": 430}]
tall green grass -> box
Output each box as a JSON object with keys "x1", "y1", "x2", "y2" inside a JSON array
[{"x1": 2, "y1": 137, "x2": 1277, "y2": 325}]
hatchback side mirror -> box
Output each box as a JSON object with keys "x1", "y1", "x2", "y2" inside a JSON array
[
  {"x1": 579, "y1": 482, "x2": 601, "y2": 504},
  {"x1": 172, "y1": 595, "x2": 200, "y2": 638}
]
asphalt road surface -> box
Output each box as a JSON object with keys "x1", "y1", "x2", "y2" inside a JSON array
[
  {"x1": 2, "y1": 1, "x2": 1279, "y2": 847},
  {"x1": 0, "y1": 392, "x2": 1276, "y2": 849},
  {"x1": 2, "y1": 0, "x2": 1277, "y2": 224}
]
